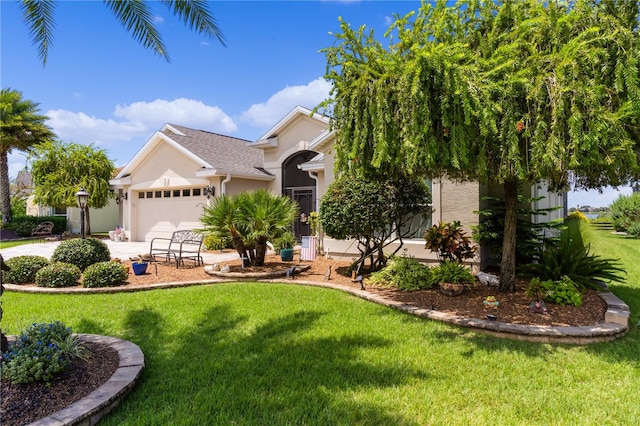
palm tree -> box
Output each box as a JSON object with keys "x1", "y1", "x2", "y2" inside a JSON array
[
  {"x1": 238, "y1": 189, "x2": 299, "y2": 266},
  {"x1": 0, "y1": 88, "x2": 56, "y2": 223},
  {"x1": 201, "y1": 189, "x2": 299, "y2": 266},
  {"x1": 21, "y1": 0, "x2": 226, "y2": 66}
]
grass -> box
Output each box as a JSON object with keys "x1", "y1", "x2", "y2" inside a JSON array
[
  {"x1": 0, "y1": 238, "x2": 40, "y2": 249},
  {"x1": 2, "y1": 224, "x2": 639, "y2": 425}
]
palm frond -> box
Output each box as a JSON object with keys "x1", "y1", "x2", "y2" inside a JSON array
[
  {"x1": 104, "y1": 0, "x2": 170, "y2": 61},
  {"x1": 19, "y1": 0, "x2": 56, "y2": 66},
  {"x1": 160, "y1": 0, "x2": 226, "y2": 46}
]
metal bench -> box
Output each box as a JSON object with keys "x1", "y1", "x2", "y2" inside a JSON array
[
  {"x1": 149, "y1": 230, "x2": 204, "y2": 268},
  {"x1": 31, "y1": 221, "x2": 54, "y2": 241}
]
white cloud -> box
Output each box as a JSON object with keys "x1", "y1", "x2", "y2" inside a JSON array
[
  {"x1": 46, "y1": 109, "x2": 148, "y2": 146},
  {"x1": 153, "y1": 15, "x2": 164, "y2": 24},
  {"x1": 240, "y1": 77, "x2": 332, "y2": 128},
  {"x1": 114, "y1": 98, "x2": 237, "y2": 133}
]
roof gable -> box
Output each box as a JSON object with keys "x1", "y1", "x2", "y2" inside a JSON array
[
  {"x1": 116, "y1": 124, "x2": 272, "y2": 180},
  {"x1": 256, "y1": 106, "x2": 329, "y2": 142}
]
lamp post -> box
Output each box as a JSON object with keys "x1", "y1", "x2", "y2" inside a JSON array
[{"x1": 75, "y1": 188, "x2": 89, "y2": 239}]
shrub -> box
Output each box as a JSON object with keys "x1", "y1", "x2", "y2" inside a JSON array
[
  {"x1": 273, "y1": 231, "x2": 296, "y2": 253},
  {"x1": 567, "y1": 211, "x2": 590, "y2": 222},
  {"x1": 526, "y1": 276, "x2": 583, "y2": 307},
  {"x1": 5, "y1": 216, "x2": 67, "y2": 237},
  {"x1": 1, "y1": 322, "x2": 75, "y2": 384},
  {"x1": 35, "y1": 262, "x2": 81, "y2": 288},
  {"x1": 521, "y1": 229, "x2": 626, "y2": 290},
  {"x1": 83, "y1": 261, "x2": 128, "y2": 288},
  {"x1": 203, "y1": 234, "x2": 232, "y2": 251},
  {"x1": 368, "y1": 253, "x2": 434, "y2": 290},
  {"x1": 627, "y1": 222, "x2": 640, "y2": 238},
  {"x1": 610, "y1": 193, "x2": 640, "y2": 232},
  {"x1": 1, "y1": 255, "x2": 49, "y2": 284},
  {"x1": 51, "y1": 238, "x2": 111, "y2": 271},
  {"x1": 431, "y1": 260, "x2": 475, "y2": 285},
  {"x1": 424, "y1": 221, "x2": 476, "y2": 263}
]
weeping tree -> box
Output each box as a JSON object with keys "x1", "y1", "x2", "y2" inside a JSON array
[
  {"x1": 320, "y1": 0, "x2": 640, "y2": 292},
  {"x1": 320, "y1": 175, "x2": 432, "y2": 274},
  {"x1": 29, "y1": 140, "x2": 115, "y2": 235},
  {"x1": 200, "y1": 189, "x2": 299, "y2": 266}
]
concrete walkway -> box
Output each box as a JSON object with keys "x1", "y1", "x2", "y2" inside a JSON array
[{"x1": 0, "y1": 239, "x2": 240, "y2": 264}]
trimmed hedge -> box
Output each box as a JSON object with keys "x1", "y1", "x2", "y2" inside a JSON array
[
  {"x1": 5, "y1": 216, "x2": 67, "y2": 237},
  {"x1": 51, "y1": 238, "x2": 111, "y2": 271},
  {"x1": 1, "y1": 255, "x2": 49, "y2": 284},
  {"x1": 35, "y1": 262, "x2": 81, "y2": 288},
  {"x1": 83, "y1": 261, "x2": 128, "y2": 288}
]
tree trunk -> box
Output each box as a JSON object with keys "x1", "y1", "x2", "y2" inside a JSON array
[
  {"x1": 230, "y1": 230, "x2": 248, "y2": 262},
  {"x1": 254, "y1": 238, "x2": 267, "y2": 266},
  {"x1": 500, "y1": 179, "x2": 518, "y2": 292},
  {"x1": 0, "y1": 152, "x2": 12, "y2": 224}
]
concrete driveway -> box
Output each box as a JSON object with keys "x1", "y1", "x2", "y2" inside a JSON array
[{"x1": 0, "y1": 239, "x2": 240, "y2": 264}]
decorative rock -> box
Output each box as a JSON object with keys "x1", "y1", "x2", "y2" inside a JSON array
[
  {"x1": 220, "y1": 265, "x2": 231, "y2": 273},
  {"x1": 211, "y1": 263, "x2": 220, "y2": 271}
]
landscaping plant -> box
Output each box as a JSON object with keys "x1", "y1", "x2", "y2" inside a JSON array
[
  {"x1": 430, "y1": 260, "x2": 475, "y2": 285},
  {"x1": 82, "y1": 261, "x2": 128, "y2": 288},
  {"x1": 521, "y1": 227, "x2": 625, "y2": 290},
  {"x1": 35, "y1": 262, "x2": 82, "y2": 288},
  {"x1": 424, "y1": 220, "x2": 476, "y2": 264},
  {"x1": 472, "y1": 194, "x2": 563, "y2": 267},
  {"x1": 610, "y1": 193, "x2": 640, "y2": 233},
  {"x1": 526, "y1": 276, "x2": 583, "y2": 307},
  {"x1": 1, "y1": 255, "x2": 49, "y2": 284},
  {"x1": 1, "y1": 321, "x2": 86, "y2": 384},
  {"x1": 51, "y1": 238, "x2": 111, "y2": 271},
  {"x1": 368, "y1": 253, "x2": 434, "y2": 290}
]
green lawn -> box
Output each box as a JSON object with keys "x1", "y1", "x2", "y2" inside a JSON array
[{"x1": 2, "y1": 225, "x2": 638, "y2": 425}]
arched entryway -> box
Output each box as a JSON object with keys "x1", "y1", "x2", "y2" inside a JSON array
[{"x1": 282, "y1": 150, "x2": 319, "y2": 238}]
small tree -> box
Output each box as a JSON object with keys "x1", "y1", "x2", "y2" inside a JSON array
[
  {"x1": 201, "y1": 189, "x2": 299, "y2": 266},
  {"x1": 320, "y1": 175, "x2": 431, "y2": 274},
  {"x1": 29, "y1": 141, "x2": 115, "y2": 235}
]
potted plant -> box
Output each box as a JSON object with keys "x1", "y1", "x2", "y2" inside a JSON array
[
  {"x1": 274, "y1": 232, "x2": 296, "y2": 261},
  {"x1": 131, "y1": 255, "x2": 149, "y2": 275},
  {"x1": 431, "y1": 260, "x2": 475, "y2": 296}
]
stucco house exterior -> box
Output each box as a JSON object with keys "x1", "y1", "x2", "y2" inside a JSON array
[
  {"x1": 110, "y1": 106, "x2": 566, "y2": 264},
  {"x1": 22, "y1": 170, "x2": 119, "y2": 234}
]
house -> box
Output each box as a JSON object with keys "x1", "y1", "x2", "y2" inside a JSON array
[
  {"x1": 110, "y1": 106, "x2": 566, "y2": 264},
  {"x1": 21, "y1": 171, "x2": 119, "y2": 234}
]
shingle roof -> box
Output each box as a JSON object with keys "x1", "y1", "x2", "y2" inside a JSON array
[{"x1": 163, "y1": 124, "x2": 273, "y2": 178}]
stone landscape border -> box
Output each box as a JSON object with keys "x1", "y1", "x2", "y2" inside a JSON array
[
  {"x1": 29, "y1": 335, "x2": 144, "y2": 426},
  {"x1": 6, "y1": 270, "x2": 630, "y2": 345}
]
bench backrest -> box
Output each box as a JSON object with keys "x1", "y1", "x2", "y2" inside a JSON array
[
  {"x1": 32, "y1": 221, "x2": 54, "y2": 234},
  {"x1": 170, "y1": 230, "x2": 203, "y2": 244}
]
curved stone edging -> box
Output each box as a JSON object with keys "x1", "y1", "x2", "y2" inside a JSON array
[
  {"x1": 6, "y1": 274, "x2": 630, "y2": 345},
  {"x1": 29, "y1": 334, "x2": 144, "y2": 426},
  {"x1": 260, "y1": 279, "x2": 630, "y2": 345},
  {"x1": 204, "y1": 263, "x2": 311, "y2": 278}
]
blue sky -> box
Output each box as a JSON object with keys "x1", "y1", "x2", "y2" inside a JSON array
[{"x1": 1, "y1": 0, "x2": 631, "y2": 208}]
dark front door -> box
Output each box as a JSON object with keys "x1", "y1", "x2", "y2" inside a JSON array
[{"x1": 289, "y1": 187, "x2": 314, "y2": 238}]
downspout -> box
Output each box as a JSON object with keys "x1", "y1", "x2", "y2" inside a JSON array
[
  {"x1": 221, "y1": 173, "x2": 232, "y2": 195},
  {"x1": 308, "y1": 171, "x2": 324, "y2": 255}
]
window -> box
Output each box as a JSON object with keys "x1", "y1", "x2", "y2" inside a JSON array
[
  {"x1": 138, "y1": 192, "x2": 145, "y2": 199},
  {"x1": 173, "y1": 190, "x2": 181, "y2": 197},
  {"x1": 164, "y1": 190, "x2": 171, "y2": 198},
  {"x1": 155, "y1": 191, "x2": 162, "y2": 198},
  {"x1": 146, "y1": 191, "x2": 153, "y2": 198},
  {"x1": 52, "y1": 207, "x2": 66, "y2": 216},
  {"x1": 193, "y1": 188, "x2": 201, "y2": 196},
  {"x1": 182, "y1": 189, "x2": 191, "y2": 197}
]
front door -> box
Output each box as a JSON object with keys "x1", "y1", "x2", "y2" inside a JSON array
[{"x1": 291, "y1": 187, "x2": 314, "y2": 238}]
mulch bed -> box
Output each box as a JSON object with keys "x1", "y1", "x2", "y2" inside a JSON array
[{"x1": 1, "y1": 341, "x2": 120, "y2": 426}]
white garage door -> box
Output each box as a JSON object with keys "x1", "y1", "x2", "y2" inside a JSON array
[{"x1": 135, "y1": 188, "x2": 206, "y2": 241}]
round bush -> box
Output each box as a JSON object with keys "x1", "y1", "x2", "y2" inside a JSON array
[
  {"x1": 51, "y1": 238, "x2": 111, "y2": 271},
  {"x1": 83, "y1": 261, "x2": 128, "y2": 288},
  {"x1": 35, "y1": 262, "x2": 82, "y2": 288},
  {"x1": 2, "y1": 255, "x2": 49, "y2": 284},
  {"x1": 368, "y1": 254, "x2": 434, "y2": 290}
]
